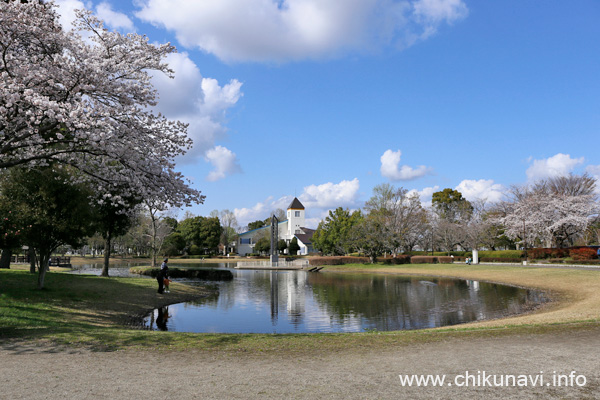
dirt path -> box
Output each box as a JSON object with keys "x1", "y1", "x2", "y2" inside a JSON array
[{"x1": 2, "y1": 327, "x2": 599, "y2": 399}]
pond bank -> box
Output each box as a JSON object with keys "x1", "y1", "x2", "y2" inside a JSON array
[
  {"x1": 2, "y1": 263, "x2": 599, "y2": 399},
  {"x1": 1, "y1": 263, "x2": 599, "y2": 351},
  {"x1": 129, "y1": 266, "x2": 234, "y2": 280}
]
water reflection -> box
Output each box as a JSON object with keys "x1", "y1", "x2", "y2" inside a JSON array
[
  {"x1": 144, "y1": 270, "x2": 547, "y2": 334},
  {"x1": 270, "y1": 271, "x2": 278, "y2": 324},
  {"x1": 149, "y1": 306, "x2": 171, "y2": 331},
  {"x1": 69, "y1": 261, "x2": 148, "y2": 277},
  {"x1": 69, "y1": 261, "x2": 235, "y2": 277}
]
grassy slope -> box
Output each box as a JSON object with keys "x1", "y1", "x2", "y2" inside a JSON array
[{"x1": 1, "y1": 263, "x2": 599, "y2": 352}]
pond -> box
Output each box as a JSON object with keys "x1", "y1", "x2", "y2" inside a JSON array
[
  {"x1": 69, "y1": 261, "x2": 149, "y2": 277},
  {"x1": 142, "y1": 266, "x2": 548, "y2": 334}
]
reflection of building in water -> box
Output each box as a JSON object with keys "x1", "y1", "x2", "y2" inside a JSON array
[
  {"x1": 466, "y1": 280, "x2": 484, "y2": 320},
  {"x1": 268, "y1": 271, "x2": 308, "y2": 327},
  {"x1": 284, "y1": 271, "x2": 306, "y2": 326},
  {"x1": 270, "y1": 271, "x2": 278, "y2": 324}
]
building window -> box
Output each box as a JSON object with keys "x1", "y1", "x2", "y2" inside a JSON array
[
  {"x1": 295, "y1": 211, "x2": 300, "y2": 217},
  {"x1": 240, "y1": 238, "x2": 251, "y2": 244}
]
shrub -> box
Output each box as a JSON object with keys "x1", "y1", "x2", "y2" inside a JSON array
[
  {"x1": 437, "y1": 256, "x2": 454, "y2": 263},
  {"x1": 383, "y1": 255, "x2": 411, "y2": 265},
  {"x1": 309, "y1": 256, "x2": 370, "y2": 266},
  {"x1": 478, "y1": 250, "x2": 524, "y2": 259},
  {"x1": 410, "y1": 251, "x2": 468, "y2": 257},
  {"x1": 570, "y1": 248, "x2": 598, "y2": 261},
  {"x1": 411, "y1": 256, "x2": 437, "y2": 264},
  {"x1": 188, "y1": 245, "x2": 202, "y2": 255},
  {"x1": 527, "y1": 248, "x2": 569, "y2": 259},
  {"x1": 448, "y1": 251, "x2": 471, "y2": 257},
  {"x1": 134, "y1": 267, "x2": 233, "y2": 281},
  {"x1": 479, "y1": 257, "x2": 522, "y2": 263}
]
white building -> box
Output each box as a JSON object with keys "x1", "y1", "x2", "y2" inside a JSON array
[{"x1": 237, "y1": 198, "x2": 315, "y2": 256}]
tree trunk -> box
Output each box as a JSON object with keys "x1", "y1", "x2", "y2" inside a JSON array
[
  {"x1": 29, "y1": 247, "x2": 36, "y2": 274},
  {"x1": 101, "y1": 231, "x2": 111, "y2": 277},
  {"x1": 37, "y1": 253, "x2": 50, "y2": 289},
  {"x1": 0, "y1": 249, "x2": 12, "y2": 269}
]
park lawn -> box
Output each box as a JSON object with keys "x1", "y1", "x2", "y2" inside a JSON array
[{"x1": 0, "y1": 264, "x2": 599, "y2": 353}]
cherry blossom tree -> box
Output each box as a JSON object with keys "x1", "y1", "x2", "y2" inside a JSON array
[
  {"x1": 496, "y1": 174, "x2": 598, "y2": 248},
  {"x1": 0, "y1": 1, "x2": 203, "y2": 208}
]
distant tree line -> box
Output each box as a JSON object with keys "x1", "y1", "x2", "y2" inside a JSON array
[{"x1": 312, "y1": 174, "x2": 600, "y2": 263}]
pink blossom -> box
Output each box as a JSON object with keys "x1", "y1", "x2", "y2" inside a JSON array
[{"x1": 0, "y1": 2, "x2": 204, "y2": 209}]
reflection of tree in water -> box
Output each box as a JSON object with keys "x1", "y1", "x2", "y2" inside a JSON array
[
  {"x1": 155, "y1": 306, "x2": 170, "y2": 331},
  {"x1": 307, "y1": 274, "x2": 542, "y2": 330},
  {"x1": 197, "y1": 270, "x2": 308, "y2": 327},
  {"x1": 149, "y1": 269, "x2": 547, "y2": 333}
]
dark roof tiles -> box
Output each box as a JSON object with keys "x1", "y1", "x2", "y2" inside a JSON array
[{"x1": 287, "y1": 197, "x2": 305, "y2": 210}]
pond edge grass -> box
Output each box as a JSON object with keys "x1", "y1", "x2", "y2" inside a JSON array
[{"x1": 1, "y1": 263, "x2": 600, "y2": 353}]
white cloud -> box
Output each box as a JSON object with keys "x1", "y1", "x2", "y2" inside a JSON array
[
  {"x1": 455, "y1": 179, "x2": 505, "y2": 203},
  {"x1": 55, "y1": 1, "x2": 134, "y2": 32},
  {"x1": 55, "y1": 3, "x2": 244, "y2": 177},
  {"x1": 413, "y1": 0, "x2": 468, "y2": 24},
  {"x1": 233, "y1": 195, "x2": 292, "y2": 228},
  {"x1": 234, "y1": 178, "x2": 361, "y2": 228},
  {"x1": 380, "y1": 149, "x2": 432, "y2": 181},
  {"x1": 95, "y1": 2, "x2": 135, "y2": 32},
  {"x1": 204, "y1": 146, "x2": 242, "y2": 182},
  {"x1": 234, "y1": 199, "x2": 272, "y2": 227},
  {"x1": 150, "y1": 52, "x2": 243, "y2": 175},
  {"x1": 54, "y1": 0, "x2": 89, "y2": 29},
  {"x1": 526, "y1": 153, "x2": 585, "y2": 181},
  {"x1": 408, "y1": 185, "x2": 439, "y2": 207},
  {"x1": 300, "y1": 178, "x2": 361, "y2": 209},
  {"x1": 135, "y1": 0, "x2": 468, "y2": 63}
]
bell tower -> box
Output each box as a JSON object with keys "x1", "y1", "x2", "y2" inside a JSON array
[{"x1": 286, "y1": 197, "x2": 305, "y2": 237}]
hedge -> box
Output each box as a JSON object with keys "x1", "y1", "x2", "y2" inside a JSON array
[
  {"x1": 130, "y1": 267, "x2": 234, "y2": 281},
  {"x1": 527, "y1": 248, "x2": 570, "y2": 259},
  {"x1": 479, "y1": 257, "x2": 522, "y2": 263},
  {"x1": 410, "y1": 251, "x2": 470, "y2": 257},
  {"x1": 569, "y1": 248, "x2": 598, "y2": 261},
  {"x1": 309, "y1": 256, "x2": 370, "y2": 266},
  {"x1": 382, "y1": 255, "x2": 411, "y2": 265},
  {"x1": 478, "y1": 250, "x2": 524, "y2": 259},
  {"x1": 410, "y1": 256, "x2": 436, "y2": 264},
  {"x1": 411, "y1": 256, "x2": 454, "y2": 264}
]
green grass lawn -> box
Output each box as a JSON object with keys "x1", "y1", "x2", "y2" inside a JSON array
[{"x1": 1, "y1": 264, "x2": 600, "y2": 353}]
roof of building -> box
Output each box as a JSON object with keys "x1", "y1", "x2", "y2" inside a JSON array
[
  {"x1": 287, "y1": 197, "x2": 305, "y2": 210},
  {"x1": 239, "y1": 220, "x2": 288, "y2": 236},
  {"x1": 295, "y1": 227, "x2": 315, "y2": 245}
]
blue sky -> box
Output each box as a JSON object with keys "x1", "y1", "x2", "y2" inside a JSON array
[{"x1": 54, "y1": 0, "x2": 600, "y2": 228}]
